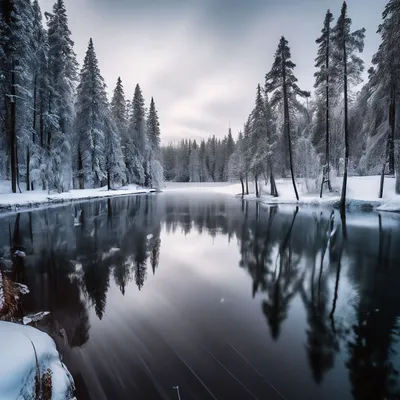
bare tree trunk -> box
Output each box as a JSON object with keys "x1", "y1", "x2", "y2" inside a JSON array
[
  {"x1": 245, "y1": 172, "x2": 249, "y2": 195},
  {"x1": 340, "y1": 38, "x2": 349, "y2": 215},
  {"x1": 10, "y1": 58, "x2": 17, "y2": 193},
  {"x1": 255, "y1": 175, "x2": 259, "y2": 198},
  {"x1": 30, "y1": 75, "x2": 37, "y2": 191},
  {"x1": 78, "y1": 146, "x2": 84, "y2": 189},
  {"x1": 240, "y1": 176, "x2": 244, "y2": 196},
  {"x1": 325, "y1": 16, "x2": 332, "y2": 193}
]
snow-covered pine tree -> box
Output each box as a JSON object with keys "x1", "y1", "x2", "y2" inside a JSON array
[
  {"x1": 189, "y1": 140, "x2": 201, "y2": 182},
  {"x1": 0, "y1": 0, "x2": 34, "y2": 193},
  {"x1": 29, "y1": 0, "x2": 50, "y2": 191},
  {"x1": 104, "y1": 111, "x2": 126, "y2": 190},
  {"x1": 228, "y1": 131, "x2": 246, "y2": 195},
  {"x1": 146, "y1": 97, "x2": 163, "y2": 188},
  {"x1": 249, "y1": 84, "x2": 268, "y2": 197},
  {"x1": 243, "y1": 117, "x2": 251, "y2": 194},
  {"x1": 331, "y1": 1, "x2": 365, "y2": 211},
  {"x1": 370, "y1": 0, "x2": 400, "y2": 195},
  {"x1": 130, "y1": 84, "x2": 148, "y2": 186},
  {"x1": 111, "y1": 77, "x2": 129, "y2": 184},
  {"x1": 46, "y1": 0, "x2": 78, "y2": 192},
  {"x1": 75, "y1": 38, "x2": 108, "y2": 188},
  {"x1": 314, "y1": 9, "x2": 334, "y2": 195},
  {"x1": 265, "y1": 36, "x2": 310, "y2": 200}
]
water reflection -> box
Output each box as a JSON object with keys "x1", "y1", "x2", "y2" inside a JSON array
[{"x1": 0, "y1": 194, "x2": 400, "y2": 399}]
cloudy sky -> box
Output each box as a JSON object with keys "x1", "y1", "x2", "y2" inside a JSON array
[{"x1": 38, "y1": 0, "x2": 385, "y2": 143}]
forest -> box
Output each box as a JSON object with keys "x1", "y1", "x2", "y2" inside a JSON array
[
  {"x1": 0, "y1": 0, "x2": 163, "y2": 193},
  {"x1": 162, "y1": 1, "x2": 400, "y2": 210}
]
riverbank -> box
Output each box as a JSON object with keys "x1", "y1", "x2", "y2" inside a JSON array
[
  {"x1": 163, "y1": 176, "x2": 400, "y2": 212},
  {"x1": 0, "y1": 181, "x2": 155, "y2": 212}
]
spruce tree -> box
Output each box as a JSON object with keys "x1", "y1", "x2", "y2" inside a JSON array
[
  {"x1": 130, "y1": 84, "x2": 147, "y2": 185},
  {"x1": 250, "y1": 84, "x2": 268, "y2": 197},
  {"x1": 75, "y1": 38, "x2": 108, "y2": 188},
  {"x1": 0, "y1": 0, "x2": 34, "y2": 193},
  {"x1": 315, "y1": 10, "x2": 334, "y2": 195},
  {"x1": 265, "y1": 36, "x2": 310, "y2": 200},
  {"x1": 146, "y1": 97, "x2": 163, "y2": 188},
  {"x1": 370, "y1": 0, "x2": 400, "y2": 195},
  {"x1": 331, "y1": 2, "x2": 365, "y2": 212},
  {"x1": 46, "y1": 0, "x2": 78, "y2": 191}
]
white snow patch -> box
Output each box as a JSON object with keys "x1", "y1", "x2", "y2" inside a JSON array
[
  {"x1": 146, "y1": 234, "x2": 154, "y2": 240},
  {"x1": 23, "y1": 311, "x2": 50, "y2": 325},
  {"x1": 101, "y1": 247, "x2": 120, "y2": 260},
  {"x1": 0, "y1": 321, "x2": 75, "y2": 399},
  {"x1": 14, "y1": 250, "x2": 26, "y2": 258},
  {"x1": 15, "y1": 283, "x2": 30, "y2": 295}
]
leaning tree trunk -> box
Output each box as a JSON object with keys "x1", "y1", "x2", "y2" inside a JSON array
[{"x1": 340, "y1": 40, "x2": 349, "y2": 214}]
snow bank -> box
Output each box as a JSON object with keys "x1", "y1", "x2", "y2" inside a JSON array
[
  {"x1": 0, "y1": 321, "x2": 75, "y2": 399},
  {"x1": 0, "y1": 181, "x2": 154, "y2": 212},
  {"x1": 165, "y1": 177, "x2": 400, "y2": 212}
]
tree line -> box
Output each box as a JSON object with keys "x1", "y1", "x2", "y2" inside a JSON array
[
  {"x1": 0, "y1": 0, "x2": 163, "y2": 194},
  {"x1": 163, "y1": 1, "x2": 400, "y2": 210}
]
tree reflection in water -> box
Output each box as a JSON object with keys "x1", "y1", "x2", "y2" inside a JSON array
[{"x1": 0, "y1": 194, "x2": 399, "y2": 399}]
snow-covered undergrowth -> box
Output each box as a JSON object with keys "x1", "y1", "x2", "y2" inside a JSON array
[
  {"x1": 0, "y1": 180, "x2": 154, "y2": 212},
  {"x1": 0, "y1": 321, "x2": 75, "y2": 399}
]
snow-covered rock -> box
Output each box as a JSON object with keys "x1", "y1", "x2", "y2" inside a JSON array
[{"x1": 0, "y1": 321, "x2": 75, "y2": 399}]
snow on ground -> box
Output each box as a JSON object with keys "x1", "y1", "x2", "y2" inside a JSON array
[
  {"x1": 165, "y1": 176, "x2": 400, "y2": 212},
  {"x1": 0, "y1": 321, "x2": 75, "y2": 399},
  {"x1": 0, "y1": 180, "x2": 154, "y2": 211}
]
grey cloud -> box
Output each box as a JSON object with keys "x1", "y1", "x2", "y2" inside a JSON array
[{"x1": 39, "y1": 0, "x2": 384, "y2": 144}]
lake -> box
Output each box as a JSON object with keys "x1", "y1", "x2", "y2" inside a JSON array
[{"x1": 1, "y1": 193, "x2": 400, "y2": 400}]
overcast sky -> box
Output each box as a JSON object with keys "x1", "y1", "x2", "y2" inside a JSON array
[{"x1": 38, "y1": 0, "x2": 385, "y2": 144}]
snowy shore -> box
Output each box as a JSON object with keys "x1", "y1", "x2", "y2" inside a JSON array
[
  {"x1": 164, "y1": 176, "x2": 400, "y2": 212},
  {"x1": 0, "y1": 181, "x2": 155, "y2": 212}
]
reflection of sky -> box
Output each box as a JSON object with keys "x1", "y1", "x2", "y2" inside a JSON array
[{"x1": 38, "y1": 0, "x2": 383, "y2": 142}]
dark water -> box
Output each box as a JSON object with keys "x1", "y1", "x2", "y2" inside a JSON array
[{"x1": 1, "y1": 194, "x2": 400, "y2": 400}]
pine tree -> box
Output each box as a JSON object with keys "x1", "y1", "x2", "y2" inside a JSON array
[
  {"x1": 104, "y1": 112, "x2": 126, "y2": 189},
  {"x1": 265, "y1": 36, "x2": 310, "y2": 200},
  {"x1": 250, "y1": 84, "x2": 268, "y2": 197},
  {"x1": 146, "y1": 97, "x2": 163, "y2": 188},
  {"x1": 332, "y1": 2, "x2": 365, "y2": 212},
  {"x1": 45, "y1": 0, "x2": 78, "y2": 191},
  {"x1": 29, "y1": 0, "x2": 49, "y2": 191},
  {"x1": 111, "y1": 77, "x2": 128, "y2": 183},
  {"x1": 315, "y1": 10, "x2": 334, "y2": 195},
  {"x1": 130, "y1": 84, "x2": 148, "y2": 186},
  {"x1": 0, "y1": 0, "x2": 34, "y2": 193},
  {"x1": 75, "y1": 38, "x2": 108, "y2": 188},
  {"x1": 370, "y1": 0, "x2": 400, "y2": 195}
]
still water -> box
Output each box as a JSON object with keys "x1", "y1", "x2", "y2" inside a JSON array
[{"x1": 1, "y1": 193, "x2": 400, "y2": 400}]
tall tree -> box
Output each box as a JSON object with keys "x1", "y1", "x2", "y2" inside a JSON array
[
  {"x1": 146, "y1": 97, "x2": 163, "y2": 188},
  {"x1": 250, "y1": 84, "x2": 268, "y2": 197},
  {"x1": 332, "y1": 2, "x2": 365, "y2": 212},
  {"x1": 370, "y1": 0, "x2": 400, "y2": 195},
  {"x1": 130, "y1": 84, "x2": 147, "y2": 186},
  {"x1": 46, "y1": 0, "x2": 78, "y2": 191},
  {"x1": 265, "y1": 36, "x2": 310, "y2": 201},
  {"x1": 75, "y1": 38, "x2": 108, "y2": 188},
  {"x1": 315, "y1": 10, "x2": 334, "y2": 196},
  {"x1": 111, "y1": 77, "x2": 128, "y2": 183},
  {"x1": 0, "y1": 0, "x2": 34, "y2": 193}
]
